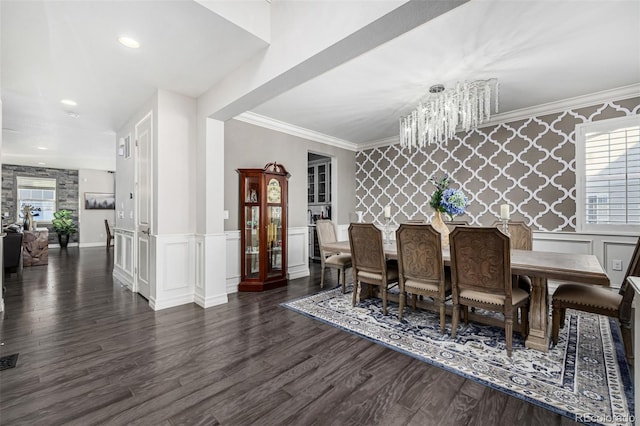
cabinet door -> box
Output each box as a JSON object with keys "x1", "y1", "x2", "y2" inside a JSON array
[
  {"x1": 244, "y1": 205, "x2": 260, "y2": 278},
  {"x1": 266, "y1": 205, "x2": 283, "y2": 277},
  {"x1": 307, "y1": 166, "x2": 315, "y2": 203},
  {"x1": 317, "y1": 164, "x2": 326, "y2": 203}
]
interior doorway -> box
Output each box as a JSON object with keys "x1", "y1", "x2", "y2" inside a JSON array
[{"x1": 307, "y1": 152, "x2": 332, "y2": 263}]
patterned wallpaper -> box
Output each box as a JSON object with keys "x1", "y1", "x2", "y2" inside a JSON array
[{"x1": 356, "y1": 97, "x2": 640, "y2": 232}]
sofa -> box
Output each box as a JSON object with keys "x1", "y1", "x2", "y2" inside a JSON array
[{"x1": 4, "y1": 228, "x2": 23, "y2": 274}]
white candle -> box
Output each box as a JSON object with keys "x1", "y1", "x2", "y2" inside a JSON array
[
  {"x1": 500, "y1": 204, "x2": 510, "y2": 220},
  {"x1": 384, "y1": 205, "x2": 391, "y2": 219}
]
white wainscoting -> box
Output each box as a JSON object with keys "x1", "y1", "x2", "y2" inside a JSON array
[
  {"x1": 150, "y1": 233, "x2": 195, "y2": 311},
  {"x1": 225, "y1": 232, "x2": 241, "y2": 294},
  {"x1": 225, "y1": 226, "x2": 310, "y2": 293},
  {"x1": 113, "y1": 228, "x2": 135, "y2": 290},
  {"x1": 193, "y1": 233, "x2": 229, "y2": 308},
  {"x1": 288, "y1": 226, "x2": 310, "y2": 280},
  {"x1": 533, "y1": 232, "x2": 637, "y2": 289}
]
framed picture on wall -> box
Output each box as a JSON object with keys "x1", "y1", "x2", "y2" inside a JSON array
[{"x1": 85, "y1": 193, "x2": 116, "y2": 210}]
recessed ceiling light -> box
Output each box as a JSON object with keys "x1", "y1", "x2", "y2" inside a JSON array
[
  {"x1": 66, "y1": 111, "x2": 80, "y2": 118},
  {"x1": 37, "y1": 146, "x2": 48, "y2": 150},
  {"x1": 38, "y1": 162, "x2": 46, "y2": 165},
  {"x1": 60, "y1": 99, "x2": 77, "y2": 106},
  {"x1": 118, "y1": 36, "x2": 140, "y2": 49}
]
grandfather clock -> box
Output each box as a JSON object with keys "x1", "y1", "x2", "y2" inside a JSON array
[{"x1": 237, "y1": 162, "x2": 290, "y2": 291}]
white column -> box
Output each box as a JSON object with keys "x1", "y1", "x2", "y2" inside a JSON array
[{"x1": 194, "y1": 117, "x2": 228, "y2": 308}]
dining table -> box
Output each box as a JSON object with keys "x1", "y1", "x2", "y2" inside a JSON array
[{"x1": 322, "y1": 240, "x2": 610, "y2": 352}]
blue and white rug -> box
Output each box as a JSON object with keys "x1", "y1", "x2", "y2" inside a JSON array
[{"x1": 282, "y1": 286, "x2": 634, "y2": 425}]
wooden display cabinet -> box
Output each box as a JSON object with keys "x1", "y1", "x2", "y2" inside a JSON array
[{"x1": 237, "y1": 162, "x2": 290, "y2": 291}]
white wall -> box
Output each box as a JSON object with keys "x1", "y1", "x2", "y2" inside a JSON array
[
  {"x1": 224, "y1": 119, "x2": 356, "y2": 230},
  {"x1": 78, "y1": 169, "x2": 116, "y2": 246},
  {"x1": 115, "y1": 92, "x2": 158, "y2": 231},
  {"x1": 156, "y1": 90, "x2": 197, "y2": 235}
]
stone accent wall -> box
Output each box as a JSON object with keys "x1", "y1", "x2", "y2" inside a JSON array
[
  {"x1": 356, "y1": 97, "x2": 640, "y2": 232},
  {"x1": 2, "y1": 164, "x2": 79, "y2": 244}
]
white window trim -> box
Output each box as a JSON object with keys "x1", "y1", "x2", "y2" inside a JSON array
[
  {"x1": 16, "y1": 176, "x2": 57, "y2": 224},
  {"x1": 576, "y1": 114, "x2": 640, "y2": 235}
]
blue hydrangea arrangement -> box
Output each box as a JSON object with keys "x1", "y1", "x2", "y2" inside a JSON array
[{"x1": 429, "y1": 175, "x2": 469, "y2": 221}]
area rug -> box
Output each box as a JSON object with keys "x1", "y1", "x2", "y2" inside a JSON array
[{"x1": 282, "y1": 287, "x2": 634, "y2": 425}]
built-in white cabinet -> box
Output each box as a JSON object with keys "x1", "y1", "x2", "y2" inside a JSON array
[{"x1": 307, "y1": 161, "x2": 331, "y2": 205}]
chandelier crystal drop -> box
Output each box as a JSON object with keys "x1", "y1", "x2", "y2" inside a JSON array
[{"x1": 399, "y1": 79, "x2": 499, "y2": 150}]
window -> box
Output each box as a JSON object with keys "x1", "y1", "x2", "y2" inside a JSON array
[
  {"x1": 17, "y1": 176, "x2": 57, "y2": 223},
  {"x1": 576, "y1": 115, "x2": 640, "y2": 233}
]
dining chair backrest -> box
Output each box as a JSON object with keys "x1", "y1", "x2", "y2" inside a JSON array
[
  {"x1": 396, "y1": 224, "x2": 444, "y2": 286},
  {"x1": 348, "y1": 223, "x2": 386, "y2": 276},
  {"x1": 617, "y1": 237, "x2": 640, "y2": 321},
  {"x1": 492, "y1": 220, "x2": 532, "y2": 251},
  {"x1": 450, "y1": 226, "x2": 511, "y2": 296},
  {"x1": 104, "y1": 219, "x2": 112, "y2": 239},
  {"x1": 405, "y1": 219, "x2": 426, "y2": 224},
  {"x1": 446, "y1": 220, "x2": 469, "y2": 232},
  {"x1": 316, "y1": 219, "x2": 337, "y2": 249}
]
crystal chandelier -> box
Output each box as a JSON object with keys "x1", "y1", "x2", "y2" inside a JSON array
[{"x1": 399, "y1": 79, "x2": 499, "y2": 150}]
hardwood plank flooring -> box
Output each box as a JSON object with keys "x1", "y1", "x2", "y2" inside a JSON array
[{"x1": 1, "y1": 248, "x2": 578, "y2": 425}]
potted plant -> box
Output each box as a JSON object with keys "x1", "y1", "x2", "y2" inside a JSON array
[{"x1": 52, "y1": 209, "x2": 77, "y2": 248}]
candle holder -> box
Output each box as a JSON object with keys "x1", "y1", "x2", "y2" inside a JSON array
[
  {"x1": 501, "y1": 218, "x2": 510, "y2": 235},
  {"x1": 384, "y1": 217, "x2": 391, "y2": 244}
]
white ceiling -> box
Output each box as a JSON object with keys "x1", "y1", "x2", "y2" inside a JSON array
[
  {"x1": 1, "y1": 0, "x2": 268, "y2": 170},
  {"x1": 2, "y1": 1, "x2": 639, "y2": 171},
  {"x1": 252, "y1": 0, "x2": 640, "y2": 144}
]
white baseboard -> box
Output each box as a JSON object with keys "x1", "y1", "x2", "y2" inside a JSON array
[
  {"x1": 79, "y1": 242, "x2": 108, "y2": 248},
  {"x1": 113, "y1": 267, "x2": 134, "y2": 291},
  {"x1": 149, "y1": 294, "x2": 195, "y2": 311},
  {"x1": 288, "y1": 263, "x2": 310, "y2": 280},
  {"x1": 226, "y1": 276, "x2": 240, "y2": 294},
  {"x1": 194, "y1": 292, "x2": 228, "y2": 309}
]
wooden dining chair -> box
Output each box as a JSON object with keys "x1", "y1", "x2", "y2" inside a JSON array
[
  {"x1": 445, "y1": 219, "x2": 469, "y2": 232},
  {"x1": 348, "y1": 223, "x2": 398, "y2": 315},
  {"x1": 552, "y1": 237, "x2": 640, "y2": 362},
  {"x1": 492, "y1": 220, "x2": 533, "y2": 292},
  {"x1": 104, "y1": 220, "x2": 114, "y2": 250},
  {"x1": 316, "y1": 220, "x2": 352, "y2": 293},
  {"x1": 396, "y1": 224, "x2": 450, "y2": 332},
  {"x1": 491, "y1": 220, "x2": 532, "y2": 250},
  {"x1": 450, "y1": 227, "x2": 529, "y2": 357}
]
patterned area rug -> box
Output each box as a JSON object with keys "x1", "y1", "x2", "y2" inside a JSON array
[{"x1": 282, "y1": 287, "x2": 634, "y2": 425}]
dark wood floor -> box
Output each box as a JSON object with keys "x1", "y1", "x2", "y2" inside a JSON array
[{"x1": 0, "y1": 248, "x2": 577, "y2": 425}]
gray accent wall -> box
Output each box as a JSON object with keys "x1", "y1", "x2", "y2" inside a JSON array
[
  {"x1": 2, "y1": 164, "x2": 80, "y2": 244},
  {"x1": 224, "y1": 119, "x2": 357, "y2": 231},
  {"x1": 356, "y1": 97, "x2": 640, "y2": 232}
]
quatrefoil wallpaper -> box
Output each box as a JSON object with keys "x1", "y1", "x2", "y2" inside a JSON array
[{"x1": 356, "y1": 97, "x2": 640, "y2": 232}]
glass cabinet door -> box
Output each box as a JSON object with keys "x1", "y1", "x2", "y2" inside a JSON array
[
  {"x1": 266, "y1": 205, "x2": 283, "y2": 277},
  {"x1": 244, "y1": 205, "x2": 260, "y2": 278},
  {"x1": 307, "y1": 167, "x2": 315, "y2": 203},
  {"x1": 317, "y1": 164, "x2": 326, "y2": 203}
]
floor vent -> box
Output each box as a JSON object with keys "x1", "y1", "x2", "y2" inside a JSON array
[{"x1": 0, "y1": 353, "x2": 19, "y2": 371}]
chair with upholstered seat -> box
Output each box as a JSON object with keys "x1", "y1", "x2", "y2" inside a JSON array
[
  {"x1": 491, "y1": 220, "x2": 532, "y2": 250},
  {"x1": 445, "y1": 220, "x2": 469, "y2": 232},
  {"x1": 450, "y1": 227, "x2": 529, "y2": 357},
  {"x1": 552, "y1": 237, "x2": 640, "y2": 362},
  {"x1": 396, "y1": 224, "x2": 450, "y2": 333},
  {"x1": 105, "y1": 220, "x2": 114, "y2": 250},
  {"x1": 348, "y1": 223, "x2": 399, "y2": 315},
  {"x1": 316, "y1": 220, "x2": 352, "y2": 293},
  {"x1": 492, "y1": 220, "x2": 533, "y2": 292}
]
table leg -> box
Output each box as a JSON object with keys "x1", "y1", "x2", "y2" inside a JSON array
[{"x1": 525, "y1": 276, "x2": 550, "y2": 352}]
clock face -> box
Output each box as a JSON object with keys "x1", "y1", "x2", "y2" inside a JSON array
[{"x1": 267, "y1": 178, "x2": 281, "y2": 203}]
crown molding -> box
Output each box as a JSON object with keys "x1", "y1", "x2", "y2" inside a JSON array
[
  {"x1": 480, "y1": 83, "x2": 640, "y2": 128},
  {"x1": 233, "y1": 111, "x2": 359, "y2": 152},
  {"x1": 359, "y1": 84, "x2": 640, "y2": 151}
]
